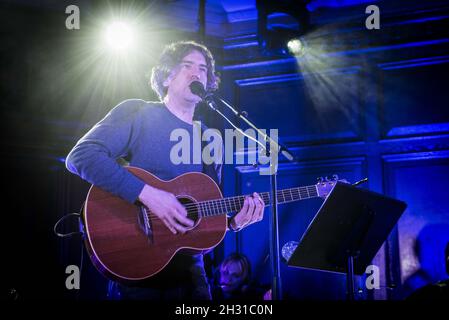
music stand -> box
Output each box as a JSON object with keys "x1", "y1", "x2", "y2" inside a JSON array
[{"x1": 286, "y1": 182, "x2": 407, "y2": 300}]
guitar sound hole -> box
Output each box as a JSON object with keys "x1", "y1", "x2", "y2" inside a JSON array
[{"x1": 178, "y1": 197, "x2": 200, "y2": 225}]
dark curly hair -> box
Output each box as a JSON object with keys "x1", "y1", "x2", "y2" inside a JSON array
[{"x1": 150, "y1": 41, "x2": 219, "y2": 101}]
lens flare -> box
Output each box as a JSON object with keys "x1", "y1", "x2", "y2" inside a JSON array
[{"x1": 104, "y1": 21, "x2": 134, "y2": 51}]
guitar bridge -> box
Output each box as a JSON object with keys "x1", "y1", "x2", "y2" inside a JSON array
[{"x1": 137, "y1": 205, "x2": 153, "y2": 244}]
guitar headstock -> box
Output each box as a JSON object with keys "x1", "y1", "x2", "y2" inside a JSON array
[{"x1": 316, "y1": 175, "x2": 349, "y2": 198}]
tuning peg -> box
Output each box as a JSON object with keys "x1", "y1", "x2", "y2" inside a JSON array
[
  {"x1": 332, "y1": 174, "x2": 339, "y2": 181},
  {"x1": 317, "y1": 177, "x2": 324, "y2": 183},
  {"x1": 325, "y1": 176, "x2": 330, "y2": 182}
]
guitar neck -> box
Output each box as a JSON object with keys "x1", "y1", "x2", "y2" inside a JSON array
[{"x1": 198, "y1": 185, "x2": 319, "y2": 217}]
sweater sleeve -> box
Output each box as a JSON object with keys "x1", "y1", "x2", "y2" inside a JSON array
[{"x1": 65, "y1": 99, "x2": 146, "y2": 203}]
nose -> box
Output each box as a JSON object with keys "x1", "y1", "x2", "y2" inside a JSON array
[{"x1": 189, "y1": 65, "x2": 203, "y2": 79}]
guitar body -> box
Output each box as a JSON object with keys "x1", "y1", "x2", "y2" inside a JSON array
[{"x1": 83, "y1": 166, "x2": 226, "y2": 284}]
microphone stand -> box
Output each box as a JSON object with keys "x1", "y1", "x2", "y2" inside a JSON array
[{"x1": 202, "y1": 95, "x2": 295, "y2": 300}]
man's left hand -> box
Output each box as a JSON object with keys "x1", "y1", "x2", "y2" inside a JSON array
[{"x1": 229, "y1": 192, "x2": 265, "y2": 231}]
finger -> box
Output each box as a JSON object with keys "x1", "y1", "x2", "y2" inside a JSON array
[
  {"x1": 171, "y1": 196, "x2": 194, "y2": 227},
  {"x1": 254, "y1": 192, "x2": 265, "y2": 206},
  {"x1": 242, "y1": 196, "x2": 249, "y2": 209},
  {"x1": 239, "y1": 196, "x2": 249, "y2": 216},
  {"x1": 247, "y1": 196, "x2": 255, "y2": 213},
  {"x1": 253, "y1": 192, "x2": 262, "y2": 207},
  {"x1": 166, "y1": 213, "x2": 189, "y2": 234},
  {"x1": 162, "y1": 217, "x2": 177, "y2": 234},
  {"x1": 255, "y1": 204, "x2": 264, "y2": 222},
  {"x1": 253, "y1": 193, "x2": 264, "y2": 221},
  {"x1": 174, "y1": 199, "x2": 190, "y2": 218},
  {"x1": 245, "y1": 197, "x2": 256, "y2": 224},
  {"x1": 235, "y1": 197, "x2": 249, "y2": 227},
  {"x1": 251, "y1": 198, "x2": 262, "y2": 223},
  {"x1": 174, "y1": 207, "x2": 195, "y2": 227}
]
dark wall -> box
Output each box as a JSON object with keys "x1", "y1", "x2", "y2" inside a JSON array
[
  {"x1": 1, "y1": 1, "x2": 448, "y2": 300},
  {"x1": 219, "y1": 3, "x2": 449, "y2": 300}
]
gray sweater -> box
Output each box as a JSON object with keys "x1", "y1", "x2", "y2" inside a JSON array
[{"x1": 66, "y1": 99, "x2": 222, "y2": 203}]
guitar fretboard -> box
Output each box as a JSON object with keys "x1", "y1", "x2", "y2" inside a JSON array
[{"x1": 197, "y1": 185, "x2": 318, "y2": 217}]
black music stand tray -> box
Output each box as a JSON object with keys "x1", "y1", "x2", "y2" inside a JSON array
[{"x1": 286, "y1": 182, "x2": 407, "y2": 300}]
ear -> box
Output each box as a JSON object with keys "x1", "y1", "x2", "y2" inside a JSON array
[
  {"x1": 163, "y1": 77, "x2": 171, "y2": 87},
  {"x1": 163, "y1": 69, "x2": 177, "y2": 87}
]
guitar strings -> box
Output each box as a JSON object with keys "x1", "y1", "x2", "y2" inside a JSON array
[
  {"x1": 143, "y1": 187, "x2": 316, "y2": 222},
  {"x1": 177, "y1": 186, "x2": 316, "y2": 212},
  {"x1": 146, "y1": 188, "x2": 315, "y2": 215},
  {"x1": 146, "y1": 188, "x2": 306, "y2": 216},
  {"x1": 144, "y1": 196, "x2": 266, "y2": 221},
  {"x1": 178, "y1": 186, "x2": 315, "y2": 211}
]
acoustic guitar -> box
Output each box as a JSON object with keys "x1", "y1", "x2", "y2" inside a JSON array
[{"x1": 82, "y1": 166, "x2": 342, "y2": 284}]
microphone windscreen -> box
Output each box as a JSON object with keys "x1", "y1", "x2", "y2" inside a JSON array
[{"x1": 189, "y1": 81, "x2": 206, "y2": 98}]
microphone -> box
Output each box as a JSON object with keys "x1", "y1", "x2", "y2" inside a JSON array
[
  {"x1": 189, "y1": 81, "x2": 295, "y2": 161},
  {"x1": 189, "y1": 81, "x2": 218, "y2": 111},
  {"x1": 189, "y1": 81, "x2": 206, "y2": 99}
]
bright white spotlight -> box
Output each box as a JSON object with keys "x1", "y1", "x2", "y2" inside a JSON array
[
  {"x1": 287, "y1": 38, "x2": 305, "y2": 56},
  {"x1": 104, "y1": 21, "x2": 134, "y2": 51}
]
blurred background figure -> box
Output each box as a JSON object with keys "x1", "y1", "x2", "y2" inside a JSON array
[
  {"x1": 402, "y1": 224, "x2": 449, "y2": 299},
  {"x1": 406, "y1": 241, "x2": 449, "y2": 300},
  {"x1": 211, "y1": 253, "x2": 270, "y2": 300}
]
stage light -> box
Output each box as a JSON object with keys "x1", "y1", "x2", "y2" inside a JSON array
[
  {"x1": 256, "y1": 0, "x2": 311, "y2": 57},
  {"x1": 287, "y1": 38, "x2": 305, "y2": 56},
  {"x1": 104, "y1": 21, "x2": 134, "y2": 51}
]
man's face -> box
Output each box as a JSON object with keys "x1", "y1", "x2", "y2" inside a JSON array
[
  {"x1": 164, "y1": 50, "x2": 208, "y2": 104},
  {"x1": 219, "y1": 261, "x2": 246, "y2": 293}
]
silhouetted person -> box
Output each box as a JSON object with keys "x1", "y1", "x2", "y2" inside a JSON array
[
  {"x1": 402, "y1": 224, "x2": 449, "y2": 298},
  {"x1": 406, "y1": 241, "x2": 449, "y2": 300}
]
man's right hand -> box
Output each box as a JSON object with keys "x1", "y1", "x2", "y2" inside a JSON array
[{"x1": 138, "y1": 184, "x2": 194, "y2": 234}]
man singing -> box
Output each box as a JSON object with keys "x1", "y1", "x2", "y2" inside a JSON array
[{"x1": 66, "y1": 41, "x2": 265, "y2": 300}]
